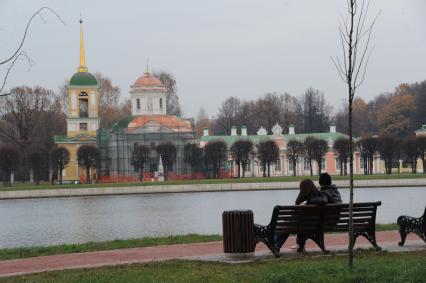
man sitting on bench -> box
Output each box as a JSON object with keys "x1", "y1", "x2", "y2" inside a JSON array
[{"x1": 319, "y1": 173, "x2": 342, "y2": 204}]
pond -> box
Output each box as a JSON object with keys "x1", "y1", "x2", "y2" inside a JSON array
[{"x1": 0, "y1": 187, "x2": 425, "y2": 248}]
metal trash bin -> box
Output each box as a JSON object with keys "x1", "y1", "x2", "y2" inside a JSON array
[{"x1": 222, "y1": 210, "x2": 255, "y2": 254}]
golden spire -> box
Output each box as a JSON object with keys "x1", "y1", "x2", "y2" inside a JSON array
[{"x1": 78, "y1": 17, "x2": 88, "y2": 73}]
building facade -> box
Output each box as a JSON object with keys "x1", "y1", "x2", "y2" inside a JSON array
[{"x1": 200, "y1": 124, "x2": 385, "y2": 177}]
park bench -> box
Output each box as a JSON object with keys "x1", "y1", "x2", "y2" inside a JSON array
[
  {"x1": 254, "y1": 201, "x2": 382, "y2": 257},
  {"x1": 397, "y1": 206, "x2": 426, "y2": 246}
]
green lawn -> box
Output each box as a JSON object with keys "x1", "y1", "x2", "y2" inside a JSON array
[
  {"x1": 0, "y1": 224, "x2": 398, "y2": 261},
  {"x1": 1, "y1": 173, "x2": 425, "y2": 192},
  {"x1": 1, "y1": 250, "x2": 425, "y2": 283}
]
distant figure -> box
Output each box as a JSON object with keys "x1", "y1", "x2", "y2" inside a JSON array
[
  {"x1": 319, "y1": 173, "x2": 342, "y2": 204},
  {"x1": 295, "y1": 179, "x2": 328, "y2": 205}
]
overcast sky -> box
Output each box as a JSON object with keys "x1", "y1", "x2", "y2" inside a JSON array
[{"x1": 1, "y1": 0, "x2": 425, "y2": 118}]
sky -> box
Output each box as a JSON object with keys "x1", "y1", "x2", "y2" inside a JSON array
[{"x1": 0, "y1": 0, "x2": 425, "y2": 118}]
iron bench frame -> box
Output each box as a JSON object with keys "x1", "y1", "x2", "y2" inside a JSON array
[
  {"x1": 254, "y1": 201, "x2": 382, "y2": 257},
  {"x1": 397, "y1": 206, "x2": 426, "y2": 246}
]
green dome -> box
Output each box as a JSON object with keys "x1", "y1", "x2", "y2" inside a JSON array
[{"x1": 70, "y1": 72, "x2": 98, "y2": 86}]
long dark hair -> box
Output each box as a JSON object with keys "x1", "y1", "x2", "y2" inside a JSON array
[{"x1": 295, "y1": 179, "x2": 318, "y2": 205}]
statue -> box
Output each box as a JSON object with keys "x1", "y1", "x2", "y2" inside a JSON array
[{"x1": 158, "y1": 155, "x2": 164, "y2": 181}]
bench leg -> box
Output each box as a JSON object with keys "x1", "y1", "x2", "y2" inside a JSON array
[
  {"x1": 353, "y1": 231, "x2": 381, "y2": 251},
  {"x1": 398, "y1": 228, "x2": 407, "y2": 247}
]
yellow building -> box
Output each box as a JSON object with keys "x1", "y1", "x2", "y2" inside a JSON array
[{"x1": 54, "y1": 19, "x2": 100, "y2": 182}]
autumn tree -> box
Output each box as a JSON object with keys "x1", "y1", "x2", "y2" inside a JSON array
[
  {"x1": 50, "y1": 147, "x2": 70, "y2": 185},
  {"x1": 286, "y1": 140, "x2": 305, "y2": 176},
  {"x1": 155, "y1": 71, "x2": 181, "y2": 117},
  {"x1": 204, "y1": 141, "x2": 228, "y2": 179},
  {"x1": 77, "y1": 145, "x2": 100, "y2": 184},
  {"x1": 304, "y1": 136, "x2": 317, "y2": 176},
  {"x1": 156, "y1": 142, "x2": 177, "y2": 181},
  {"x1": 230, "y1": 140, "x2": 254, "y2": 178},
  {"x1": 377, "y1": 92, "x2": 415, "y2": 138},
  {"x1": 334, "y1": 137, "x2": 350, "y2": 176},
  {"x1": 417, "y1": 136, "x2": 426, "y2": 174},
  {"x1": 0, "y1": 144, "x2": 20, "y2": 185},
  {"x1": 312, "y1": 138, "x2": 329, "y2": 176},
  {"x1": 131, "y1": 145, "x2": 150, "y2": 181},
  {"x1": 183, "y1": 143, "x2": 203, "y2": 178},
  {"x1": 378, "y1": 136, "x2": 396, "y2": 175}
]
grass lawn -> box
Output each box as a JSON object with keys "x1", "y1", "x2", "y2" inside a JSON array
[
  {"x1": 0, "y1": 224, "x2": 398, "y2": 261},
  {"x1": 1, "y1": 250, "x2": 425, "y2": 283},
  {"x1": 1, "y1": 173, "x2": 426, "y2": 192}
]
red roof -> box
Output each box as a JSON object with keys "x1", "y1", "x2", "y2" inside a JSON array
[
  {"x1": 133, "y1": 72, "x2": 164, "y2": 87},
  {"x1": 127, "y1": 115, "x2": 192, "y2": 133}
]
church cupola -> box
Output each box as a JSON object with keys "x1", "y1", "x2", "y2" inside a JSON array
[{"x1": 130, "y1": 64, "x2": 167, "y2": 116}]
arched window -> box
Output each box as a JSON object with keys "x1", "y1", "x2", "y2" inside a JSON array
[
  {"x1": 160, "y1": 98, "x2": 163, "y2": 110},
  {"x1": 136, "y1": 98, "x2": 141, "y2": 110}
]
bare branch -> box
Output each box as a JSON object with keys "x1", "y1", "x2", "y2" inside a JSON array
[
  {"x1": 0, "y1": 52, "x2": 33, "y2": 96},
  {"x1": 0, "y1": 7, "x2": 65, "y2": 66}
]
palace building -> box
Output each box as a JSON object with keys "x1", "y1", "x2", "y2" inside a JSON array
[{"x1": 54, "y1": 19, "x2": 100, "y2": 182}]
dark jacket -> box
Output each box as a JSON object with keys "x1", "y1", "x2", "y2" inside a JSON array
[
  {"x1": 296, "y1": 190, "x2": 328, "y2": 205},
  {"x1": 320, "y1": 184, "x2": 342, "y2": 204}
]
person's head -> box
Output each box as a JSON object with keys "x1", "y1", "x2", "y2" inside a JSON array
[
  {"x1": 319, "y1": 172, "x2": 332, "y2": 187},
  {"x1": 296, "y1": 179, "x2": 318, "y2": 204}
]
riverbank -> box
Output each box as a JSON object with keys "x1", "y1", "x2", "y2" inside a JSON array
[{"x1": 0, "y1": 177, "x2": 425, "y2": 200}]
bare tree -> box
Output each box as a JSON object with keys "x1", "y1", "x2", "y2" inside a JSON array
[
  {"x1": 304, "y1": 136, "x2": 317, "y2": 176},
  {"x1": 154, "y1": 71, "x2": 181, "y2": 117},
  {"x1": 156, "y1": 142, "x2": 177, "y2": 181},
  {"x1": 402, "y1": 137, "x2": 420, "y2": 174},
  {"x1": 204, "y1": 141, "x2": 228, "y2": 179},
  {"x1": 378, "y1": 135, "x2": 396, "y2": 175},
  {"x1": 286, "y1": 140, "x2": 305, "y2": 177},
  {"x1": 334, "y1": 137, "x2": 350, "y2": 176},
  {"x1": 312, "y1": 138, "x2": 329, "y2": 176},
  {"x1": 230, "y1": 140, "x2": 254, "y2": 178},
  {"x1": 331, "y1": 0, "x2": 379, "y2": 268},
  {"x1": 0, "y1": 144, "x2": 20, "y2": 185},
  {"x1": 417, "y1": 136, "x2": 426, "y2": 174},
  {"x1": 131, "y1": 145, "x2": 150, "y2": 181},
  {"x1": 1, "y1": 7, "x2": 64, "y2": 96},
  {"x1": 77, "y1": 145, "x2": 100, "y2": 184},
  {"x1": 184, "y1": 143, "x2": 203, "y2": 178},
  {"x1": 50, "y1": 147, "x2": 70, "y2": 185},
  {"x1": 256, "y1": 140, "x2": 279, "y2": 177}
]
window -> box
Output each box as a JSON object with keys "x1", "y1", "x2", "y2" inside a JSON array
[
  {"x1": 79, "y1": 99, "x2": 88, "y2": 117},
  {"x1": 160, "y1": 98, "x2": 163, "y2": 110},
  {"x1": 303, "y1": 158, "x2": 310, "y2": 171},
  {"x1": 245, "y1": 160, "x2": 252, "y2": 172},
  {"x1": 321, "y1": 158, "x2": 326, "y2": 170},
  {"x1": 288, "y1": 159, "x2": 294, "y2": 171},
  {"x1": 335, "y1": 158, "x2": 341, "y2": 170},
  {"x1": 360, "y1": 157, "x2": 365, "y2": 169},
  {"x1": 79, "y1": 91, "x2": 88, "y2": 97},
  {"x1": 136, "y1": 98, "x2": 141, "y2": 110},
  {"x1": 79, "y1": 123, "x2": 88, "y2": 131},
  {"x1": 275, "y1": 158, "x2": 281, "y2": 171}
]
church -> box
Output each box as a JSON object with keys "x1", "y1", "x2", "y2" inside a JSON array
[{"x1": 55, "y1": 20, "x2": 196, "y2": 182}]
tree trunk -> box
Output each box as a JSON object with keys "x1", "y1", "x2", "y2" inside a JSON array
[
  {"x1": 423, "y1": 155, "x2": 426, "y2": 174},
  {"x1": 267, "y1": 163, "x2": 270, "y2": 177},
  {"x1": 348, "y1": 99, "x2": 354, "y2": 269},
  {"x1": 309, "y1": 160, "x2": 313, "y2": 176},
  {"x1": 263, "y1": 162, "x2": 266, "y2": 177},
  {"x1": 293, "y1": 160, "x2": 297, "y2": 176},
  {"x1": 237, "y1": 161, "x2": 241, "y2": 178},
  {"x1": 59, "y1": 167, "x2": 63, "y2": 185},
  {"x1": 139, "y1": 164, "x2": 144, "y2": 181},
  {"x1": 86, "y1": 167, "x2": 90, "y2": 184}
]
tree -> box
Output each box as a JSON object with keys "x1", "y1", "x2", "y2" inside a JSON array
[
  {"x1": 301, "y1": 88, "x2": 332, "y2": 133},
  {"x1": 230, "y1": 140, "x2": 254, "y2": 178},
  {"x1": 402, "y1": 138, "x2": 420, "y2": 174},
  {"x1": 304, "y1": 136, "x2": 317, "y2": 176},
  {"x1": 377, "y1": 93, "x2": 415, "y2": 139},
  {"x1": 357, "y1": 136, "x2": 378, "y2": 175},
  {"x1": 334, "y1": 138, "x2": 350, "y2": 176},
  {"x1": 216, "y1": 97, "x2": 241, "y2": 135},
  {"x1": 256, "y1": 140, "x2": 280, "y2": 177},
  {"x1": 131, "y1": 145, "x2": 150, "y2": 181},
  {"x1": 378, "y1": 136, "x2": 396, "y2": 175},
  {"x1": 417, "y1": 136, "x2": 426, "y2": 174},
  {"x1": 155, "y1": 71, "x2": 181, "y2": 117},
  {"x1": 50, "y1": 147, "x2": 70, "y2": 185},
  {"x1": 77, "y1": 145, "x2": 100, "y2": 184},
  {"x1": 0, "y1": 144, "x2": 20, "y2": 185},
  {"x1": 29, "y1": 149, "x2": 44, "y2": 185},
  {"x1": 286, "y1": 140, "x2": 305, "y2": 176},
  {"x1": 183, "y1": 143, "x2": 203, "y2": 178},
  {"x1": 331, "y1": 0, "x2": 379, "y2": 268},
  {"x1": 204, "y1": 141, "x2": 228, "y2": 179},
  {"x1": 156, "y1": 142, "x2": 177, "y2": 181},
  {"x1": 312, "y1": 138, "x2": 329, "y2": 176},
  {"x1": 1, "y1": 7, "x2": 64, "y2": 97}
]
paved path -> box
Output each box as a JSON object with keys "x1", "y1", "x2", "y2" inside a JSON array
[{"x1": 0, "y1": 231, "x2": 424, "y2": 278}]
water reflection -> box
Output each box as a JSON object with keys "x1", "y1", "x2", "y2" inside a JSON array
[{"x1": 0, "y1": 187, "x2": 425, "y2": 248}]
